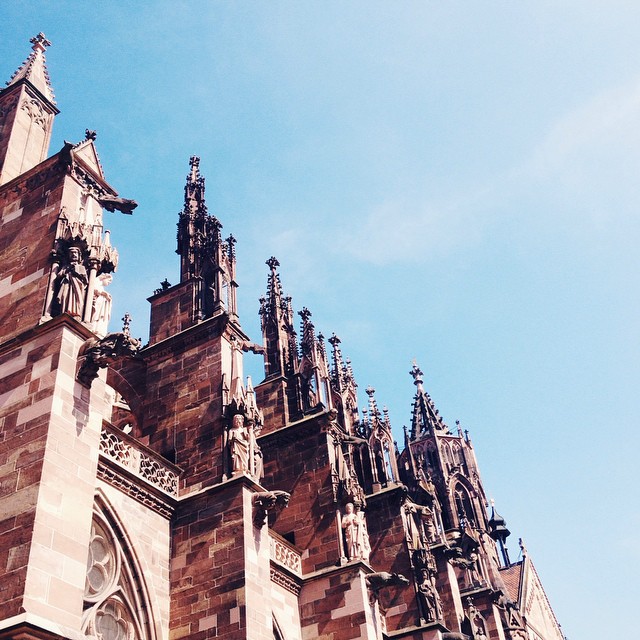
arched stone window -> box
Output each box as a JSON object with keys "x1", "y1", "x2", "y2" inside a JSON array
[
  {"x1": 273, "y1": 616, "x2": 285, "y2": 640},
  {"x1": 453, "y1": 483, "x2": 477, "y2": 529},
  {"x1": 83, "y1": 505, "x2": 155, "y2": 640}
]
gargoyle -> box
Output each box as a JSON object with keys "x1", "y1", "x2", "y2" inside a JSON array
[
  {"x1": 252, "y1": 490, "x2": 290, "y2": 528},
  {"x1": 342, "y1": 434, "x2": 368, "y2": 446},
  {"x1": 77, "y1": 332, "x2": 141, "y2": 387},
  {"x1": 366, "y1": 572, "x2": 410, "y2": 592},
  {"x1": 98, "y1": 195, "x2": 138, "y2": 215},
  {"x1": 240, "y1": 339, "x2": 266, "y2": 355}
]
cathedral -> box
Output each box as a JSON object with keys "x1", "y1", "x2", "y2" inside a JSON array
[{"x1": 0, "y1": 35, "x2": 564, "y2": 640}]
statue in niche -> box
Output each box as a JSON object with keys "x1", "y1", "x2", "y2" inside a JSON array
[
  {"x1": 53, "y1": 246, "x2": 88, "y2": 317},
  {"x1": 416, "y1": 568, "x2": 443, "y2": 623},
  {"x1": 253, "y1": 431, "x2": 264, "y2": 481},
  {"x1": 374, "y1": 446, "x2": 387, "y2": 485},
  {"x1": 418, "y1": 506, "x2": 438, "y2": 543},
  {"x1": 342, "y1": 503, "x2": 371, "y2": 562},
  {"x1": 91, "y1": 273, "x2": 113, "y2": 335},
  {"x1": 227, "y1": 413, "x2": 250, "y2": 475}
]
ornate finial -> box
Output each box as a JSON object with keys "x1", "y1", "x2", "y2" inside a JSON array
[
  {"x1": 299, "y1": 307, "x2": 312, "y2": 322},
  {"x1": 328, "y1": 333, "x2": 340, "y2": 347},
  {"x1": 30, "y1": 33, "x2": 51, "y2": 52},
  {"x1": 122, "y1": 313, "x2": 131, "y2": 336},
  {"x1": 85, "y1": 129, "x2": 97, "y2": 141},
  {"x1": 266, "y1": 256, "x2": 280, "y2": 270},
  {"x1": 365, "y1": 385, "x2": 375, "y2": 397},
  {"x1": 226, "y1": 235, "x2": 236, "y2": 259},
  {"x1": 410, "y1": 361, "x2": 424, "y2": 386},
  {"x1": 189, "y1": 155, "x2": 200, "y2": 170}
]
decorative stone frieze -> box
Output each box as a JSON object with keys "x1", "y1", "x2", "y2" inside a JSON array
[{"x1": 270, "y1": 567, "x2": 301, "y2": 596}]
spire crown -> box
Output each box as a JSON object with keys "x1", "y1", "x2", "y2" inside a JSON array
[
  {"x1": 409, "y1": 361, "x2": 449, "y2": 440},
  {"x1": 5, "y1": 32, "x2": 56, "y2": 105},
  {"x1": 30, "y1": 32, "x2": 51, "y2": 53},
  {"x1": 410, "y1": 361, "x2": 424, "y2": 390}
]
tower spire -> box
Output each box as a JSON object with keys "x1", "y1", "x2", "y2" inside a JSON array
[
  {"x1": 298, "y1": 308, "x2": 332, "y2": 411},
  {"x1": 259, "y1": 257, "x2": 298, "y2": 378},
  {"x1": 0, "y1": 33, "x2": 59, "y2": 185},
  {"x1": 409, "y1": 361, "x2": 449, "y2": 440},
  {"x1": 5, "y1": 33, "x2": 56, "y2": 104},
  {"x1": 175, "y1": 157, "x2": 237, "y2": 319}
]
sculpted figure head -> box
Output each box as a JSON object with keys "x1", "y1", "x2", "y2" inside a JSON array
[{"x1": 68, "y1": 246, "x2": 82, "y2": 264}]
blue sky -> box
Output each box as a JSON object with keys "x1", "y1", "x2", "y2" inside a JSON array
[{"x1": 3, "y1": 3, "x2": 639, "y2": 637}]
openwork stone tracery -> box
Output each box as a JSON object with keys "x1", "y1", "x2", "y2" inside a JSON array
[{"x1": 83, "y1": 507, "x2": 153, "y2": 640}]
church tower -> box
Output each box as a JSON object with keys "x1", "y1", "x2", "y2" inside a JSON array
[{"x1": 0, "y1": 35, "x2": 140, "y2": 640}]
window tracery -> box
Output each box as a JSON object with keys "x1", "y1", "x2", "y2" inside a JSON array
[{"x1": 83, "y1": 508, "x2": 153, "y2": 640}]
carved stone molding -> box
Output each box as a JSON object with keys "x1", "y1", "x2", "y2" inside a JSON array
[
  {"x1": 97, "y1": 463, "x2": 174, "y2": 519},
  {"x1": 270, "y1": 567, "x2": 301, "y2": 596}
]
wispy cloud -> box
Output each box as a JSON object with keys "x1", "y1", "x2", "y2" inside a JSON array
[{"x1": 339, "y1": 75, "x2": 640, "y2": 266}]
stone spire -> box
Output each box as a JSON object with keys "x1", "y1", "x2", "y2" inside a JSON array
[
  {"x1": 361, "y1": 386, "x2": 399, "y2": 488},
  {"x1": 5, "y1": 33, "x2": 56, "y2": 104},
  {"x1": 0, "y1": 33, "x2": 60, "y2": 185},
  {"x1": 298, "y1": 308, "x2": 332, "y2": 412},
  {"x1": 176, "y1": 156, "x2": 237, "y2": 319},
  {"x1": 327, "y1": 334, "x2": 360, "y2": 435},
  {"x1": 409, "y1": 362, "x2": 449, "y2": 441},
  {"x1": 259, "y1": 257, "x2": 298, "y2": 378}
]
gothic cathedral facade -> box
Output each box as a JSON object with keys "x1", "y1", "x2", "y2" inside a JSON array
[{"x1": 0, "y1": 36, "x2": 564, "y2": 640}]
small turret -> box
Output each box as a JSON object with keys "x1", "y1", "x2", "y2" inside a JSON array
[{"x1": 488, "y1": 500, "x2": 511, "y2": 567}]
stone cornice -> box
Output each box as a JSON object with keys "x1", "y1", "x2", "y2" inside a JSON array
[
  {"x1": 258, "y1": 408, "x2": 328, "y2": 450},
  {"x1": 140, "y1": 311, "x2": 249, "y2": 364}
]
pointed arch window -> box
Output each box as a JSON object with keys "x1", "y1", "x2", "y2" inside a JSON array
[
  {"x1": 83, "y1": 508, "x2": 154, "y2": 640},
  {"x1": 453, "y1": 483, "x2": 477, "y2": 529}
]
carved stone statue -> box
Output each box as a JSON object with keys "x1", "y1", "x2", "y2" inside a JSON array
[
  {"x1": 358, "y1": 508, "x2": 371, "y2": 562},
  {"x1": 416, "y1": 505, "x2": 438, "y2": 543},
  {"x1": 467, "y1": 600, "x2": 488, "y2": 640},
  {"x1": 91, "y1": 273, "x2": 113, "y2": 335},
  {"x1": 342, "y1": 503, "x2": 371, "y2": 562},
  {"x1": 227, "y1": 414, "x2": 250, "y2": 475},
  {"x1": 53, "y1": 246, "x2": 88, "y2": 317},
  {"x1": 416, "y1": 568, "x2": 443, "y2": 623}
]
